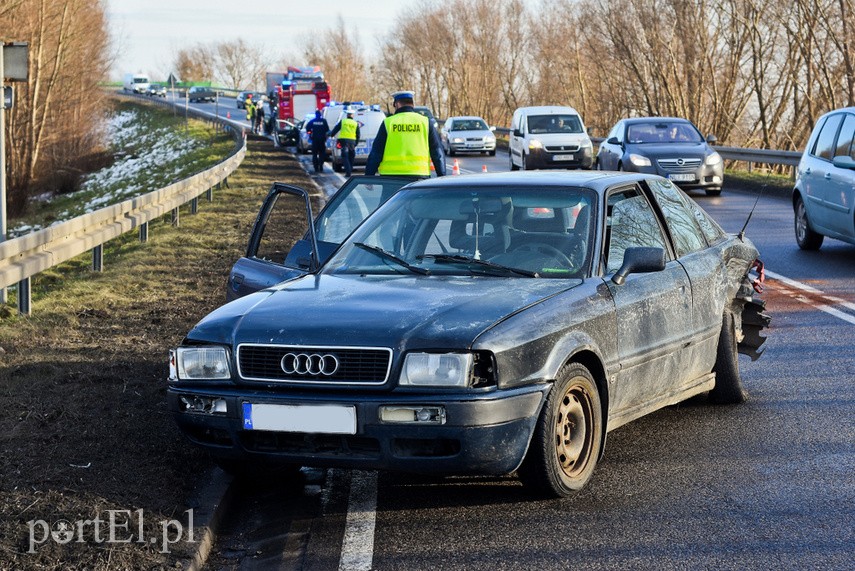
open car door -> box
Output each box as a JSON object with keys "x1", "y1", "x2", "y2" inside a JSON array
[{"x1": 226, "y1": 176, "x2": 415, "y2": 300}]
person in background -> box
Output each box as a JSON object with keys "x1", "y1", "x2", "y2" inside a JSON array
[
  {"x1": 245, "y1": 94, "x2": 254, "y2": 123},
  {"x1": 305, "y1": 110, "x2": 331, "y2": 173},
  {"x1": 254, "y1": 96, "x2": 265, "y2": 134},
  {"x1": 365, "y1": 90, "x2": 445, "y2": 177},
  {"x1": 329, "y1": 108, "x2": 361, "y2": 177}
]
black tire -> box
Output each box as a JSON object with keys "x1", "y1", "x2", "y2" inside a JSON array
[
  {"x1": 447, "y1": 146, "x2": 455, "y2": 157},
  {"x1": 510, "y1": 151, "x2": 519, "y2": 171},
  {"x1": 333, "y1": 161, "x2": 344, "y2": 173},
  {"x1": 595, "y1": 158, "x2": 601, "y2": 170},
  {"x1": 709, "y1": 311, "x2": 746, "y2": 404},
  {"x1": 519, "y1": 362, "x2": 603, "y2": 498},
  {"x1": 795, "y1": 196, "x2": 823, "y2": 250},
  {"x1": 520, "y1": 152, "x2": 527, "y2": 171},
  {"x1": 705, "y1": 188, "x2": 722, "y2": 197},
  {"x1": 489, "y1": 149, "x2": 496, "y2": 156}
]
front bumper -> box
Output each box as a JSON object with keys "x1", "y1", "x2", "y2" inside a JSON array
[
  {"x1": 449, "y1": 140, "x2": 497, "y2": 153},
  {"x1": 527, "y1": 147, "x2": 593, "y2": 169},
  {"x1": 168, "y1": 383, "x2": 549, "y2": 475},
  {"x1": 627, "y1": 161, "x2": 724, "y2": 191}
]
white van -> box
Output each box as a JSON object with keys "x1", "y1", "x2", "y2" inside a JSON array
[
  {"x1": 325, "y1": 104, "x2": 387, "y2": 172},
  {"x1": 123, "y1": 73, "x2": 150, "y2": 94},
  {"x1": 508, "y1": 106, "x2": 593, "y2": 170}
]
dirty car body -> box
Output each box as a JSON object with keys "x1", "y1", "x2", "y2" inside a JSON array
[{"x1": 169, "y1": 171, "x2": 769, "y2": 497}]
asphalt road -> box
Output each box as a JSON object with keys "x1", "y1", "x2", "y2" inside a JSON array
[{"x1": 182, "y1": 98, "x2": 854, "y2": 570}]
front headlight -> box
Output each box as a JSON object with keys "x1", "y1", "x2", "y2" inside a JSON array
[
  {"x1": 485, "y1": 135, "x2": 496, "y2": 142},
  {"x1": 705, "y1": 152, "x2": 722, "y2": 165},
  {"x1": 629, "y1": 153, "x2": 651, "y2": 167},
  {"x1": 581, "y1": 137, "x2": 593, "y2": 149},
  {"x1": 452, "y1": 137, "x2": 464, "y2": 143},
  {"x1": 400, "y1": 353, "x2": 473, "y2": 387},
  {"x1": 528, "y1": 139, "x2": 543, "y2": 149},
  {"x1": 174, "y1": 347, "x2": 231, "y2": 380}
]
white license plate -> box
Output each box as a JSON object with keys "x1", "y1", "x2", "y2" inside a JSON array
[
  {"x1": 466, "y1": 144, "x2": 481, "y2": 148},
  {"x1": 668, "y1": 173, "x2": 695, "y2": 182},
  {"x1": 553, "y1": 154, "x2": 575, "y2": 161},
  {"x1": 242, "y1": 403, "x2": 356, "y2": 434}
]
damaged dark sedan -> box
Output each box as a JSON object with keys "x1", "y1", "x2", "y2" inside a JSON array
[{"x1": 168, "y1": 171, "x2": 769, "y2": 498}]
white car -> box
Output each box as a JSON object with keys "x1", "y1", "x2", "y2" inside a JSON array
[
  {"x1": 441, "y1": 116, "x2": 497, "y2": 156},
  {"x1": 508, "y1": 106, "x2": 594, "y2": 170},
  {"x1": 327, "y1": 105, "x2": 387, "y2": 173}
]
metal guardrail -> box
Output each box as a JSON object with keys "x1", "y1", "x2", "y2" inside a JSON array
[
  {"x1": 492, "y1": 127, "x2": 803, "y2": 172},
  {"x1": 0, "y1": 93, "x2": 247, "y2": 315}
]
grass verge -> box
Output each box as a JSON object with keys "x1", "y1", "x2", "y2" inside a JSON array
[{"x1": 0, "y1": 135, "x2": 318, "y2": 570}]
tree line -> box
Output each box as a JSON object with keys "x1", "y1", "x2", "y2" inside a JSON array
[
  {"x1": 3, "y1": 0, "x2": 853, "y2": 222},
  {"x1": 1, "y1": 0, "x2": 111, "y2": 219}
]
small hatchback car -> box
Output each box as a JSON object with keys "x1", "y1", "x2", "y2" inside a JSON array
[
  {"x1": 793, "y1": 106, "x2": 855, "y2": 250},
  {"x1": 169, "y1": 171, "x2": 769, "y2": 497}
]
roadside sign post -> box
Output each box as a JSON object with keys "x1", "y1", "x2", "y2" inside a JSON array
[{"x1": 1, "y1": 41, "x2": 29, "y2": 305}]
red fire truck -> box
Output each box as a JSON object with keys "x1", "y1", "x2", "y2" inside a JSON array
[{"x1": 266, "y1": 67, "x2": 332, "y2": 145}]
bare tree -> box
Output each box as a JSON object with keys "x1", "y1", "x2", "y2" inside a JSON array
[
  {"x1": 2, "y1": 0, "x2": 111, "y2": 216},
  {"x1": 215, "y1": 39, "x2": 269, "y2": 90},
  {"x1": 173, "y1": 44, "x2": 215, "y2": 83},
  {"x1": 301, "y1": 16, "x2": 370, "y2": 103}
]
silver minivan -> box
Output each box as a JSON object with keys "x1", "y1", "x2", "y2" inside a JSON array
[
  {"x1": 793, "y1": 107, "x2": 855, "y2": 250},
  {"x1": 508, "y1": 106, "x2": 594, "y2": 170}
]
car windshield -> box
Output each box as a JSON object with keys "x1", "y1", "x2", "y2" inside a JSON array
[
  {"x1": 527, "y1": 114, "x2": 583, "y2": 134},
  {"x1": 451, "y1": 119, "x2": 489, "y2": 131},
  {"x1": 626, "y1": 122, "x2": 703, "y2": 144},
  {"x1": 326, "y1": 186, "x2": 595, "y2": 278}
]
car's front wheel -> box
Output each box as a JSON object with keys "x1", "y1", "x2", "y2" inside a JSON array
[
  {"x1": 705, "y1": 188, "x2": 722, "y2": 197},
  {"x1": 795, "y1": 196, "x2": 824, "y2": 250},
  {"x1": 509, "y1": 151, "x2": 519, "y2": 171},
  {"x1": 519, "y1": 362, "x2": 602, "y2": 498}
]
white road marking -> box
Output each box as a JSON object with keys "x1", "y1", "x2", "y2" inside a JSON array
[
  {"x1": 766, "y1": 269, "x2": 855, "y2": 325},
  {"x1": 338, "y1": 470, "x2": 378, "y2": 571}
]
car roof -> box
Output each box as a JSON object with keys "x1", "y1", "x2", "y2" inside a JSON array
[
  {"x1": 622, "y1": 116, "x2": 693, "y2": 124},
  {"x1": 403, "y1": 171, "x2": 650, "y2": 197},
  {"x1": 515, "y1": 106, "x2": 580, "y2": 115},
  {"x1": 448, "y1": 116, "x2": 486, "y2": 121}
]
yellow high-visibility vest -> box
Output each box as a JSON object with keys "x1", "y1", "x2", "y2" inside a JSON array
[
  {"x1": 339, "y1": 117, "x2": 358, "y2": 140},
  {"x1": 378, "y1": 112, "x2": 430, "y2": 176}
]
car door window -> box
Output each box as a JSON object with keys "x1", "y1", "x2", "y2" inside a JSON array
[
  {"x1": 605, "y1": 187, "x2": 670, "y2": 273},
  {"x1": 834, "y1": 114, "x2": 855, "y2": 159},
  {"x1": 317, "y1": 182, "x2": 390, "y2": 243},
  {"x1": 812, "y1": 114, "x2": 843, "y2": 160},
  {"x1": 646, "y1": 179, "x2": 707, "y2": 256}
]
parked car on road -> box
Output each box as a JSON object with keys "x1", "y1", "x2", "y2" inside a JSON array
[
  {"x1": 188, "y1": 86, "x2": 216, "y2": 103},
  {"x1": 147, "y1": 84, "x2": 167, "y2": 97},
  {"x1": 509, "y1": 106, "x2": 594, "y2": 170},
  {"x1": 793, "y1": 106, "x2": 855, "y2": 250},
  {"x1": 596, "y1": 117, "x2": 724, "y2": 196},
  {"x1": 412, "y1": 105, "x2": 439, "y2": 131},
  {"x1": 328, "y1": 105, "x2": 387, "y2": 173},
  {"x1": 169, "y1": 171, "x2": 769, "y2": 497},
  {"x1": 441, "y1": 116, "x2": 497, "y2": 156}
]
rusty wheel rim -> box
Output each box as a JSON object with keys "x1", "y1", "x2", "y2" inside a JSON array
[{"x1": 554, "y1": 381, "x2": 595, "y2": 479}]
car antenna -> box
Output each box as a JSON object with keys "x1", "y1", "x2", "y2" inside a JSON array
[{"x1": 737, "y1": 169, "x2": 772, "y2": 242}]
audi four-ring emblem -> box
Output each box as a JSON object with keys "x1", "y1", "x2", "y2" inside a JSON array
[{"x1": 280, "y1": 352, "x2": 340, "y2": 376}]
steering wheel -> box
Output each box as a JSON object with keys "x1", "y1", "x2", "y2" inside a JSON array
[{"x1": 512, "y1": 242, "x2": 575, "y2": 268}]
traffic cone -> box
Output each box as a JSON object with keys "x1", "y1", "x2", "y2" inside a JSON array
[
  {"x1": 482, "y1": 164, "x2": 488, "y2": 173},
  {"x1": 452, "y1": 159, "x2": 460, "y2": 175}
]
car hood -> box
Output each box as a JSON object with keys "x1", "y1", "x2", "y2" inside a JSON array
[
  {"x1": 449, "y1": 129, "x2": 493, "y2": 138},
  {"x1": 528, "y1": 132, "x2": 589, "y2": 145},
  {"x1": 188, "y1": 273, "x2": 583, "y2": 349},
  {"x1": 624, "y1": 142, "x2": 710, "y2": 159}
]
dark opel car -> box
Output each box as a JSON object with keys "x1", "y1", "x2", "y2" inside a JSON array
[
  {"x1": 169, "y1": 171, "x2": 769, "y2": 497},
  {"x1": 596, "y1": 117, "x2": 724, "y2": 196}
]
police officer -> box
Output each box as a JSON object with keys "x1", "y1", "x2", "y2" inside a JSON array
[
  {"x1": 365, "y1": 91, "x2": 446, "y2": 177},
  {"x1": 329, "y1": 108, "x2": 361, "y2": 177},
  {"x1": 305, "y1": 110, "x2": 331, "y2": 173}
]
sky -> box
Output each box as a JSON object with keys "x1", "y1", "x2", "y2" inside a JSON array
[{"x1": 104, "y1": 0, "x2": 425, "y2": 80}]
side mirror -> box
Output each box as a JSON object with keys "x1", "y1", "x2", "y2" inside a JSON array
[
  {"x1": 831, "y1": 155, "x2": 855, "y2": 170},
  {"x1": 612, "y1": 247, "x2": 666, "y2": 285},
  {"x1": 490, "y1": 126, "x2": 497, "y2": 132},
  {"x1": 706, "y1": 134, "x2": 717, "y2": 144},
  {"x1": 513, "y1": 128, "x2": 523, "y2": 138},
  {"x1": 607, "y1": 137, "x2": 620, "y2": 145}
]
